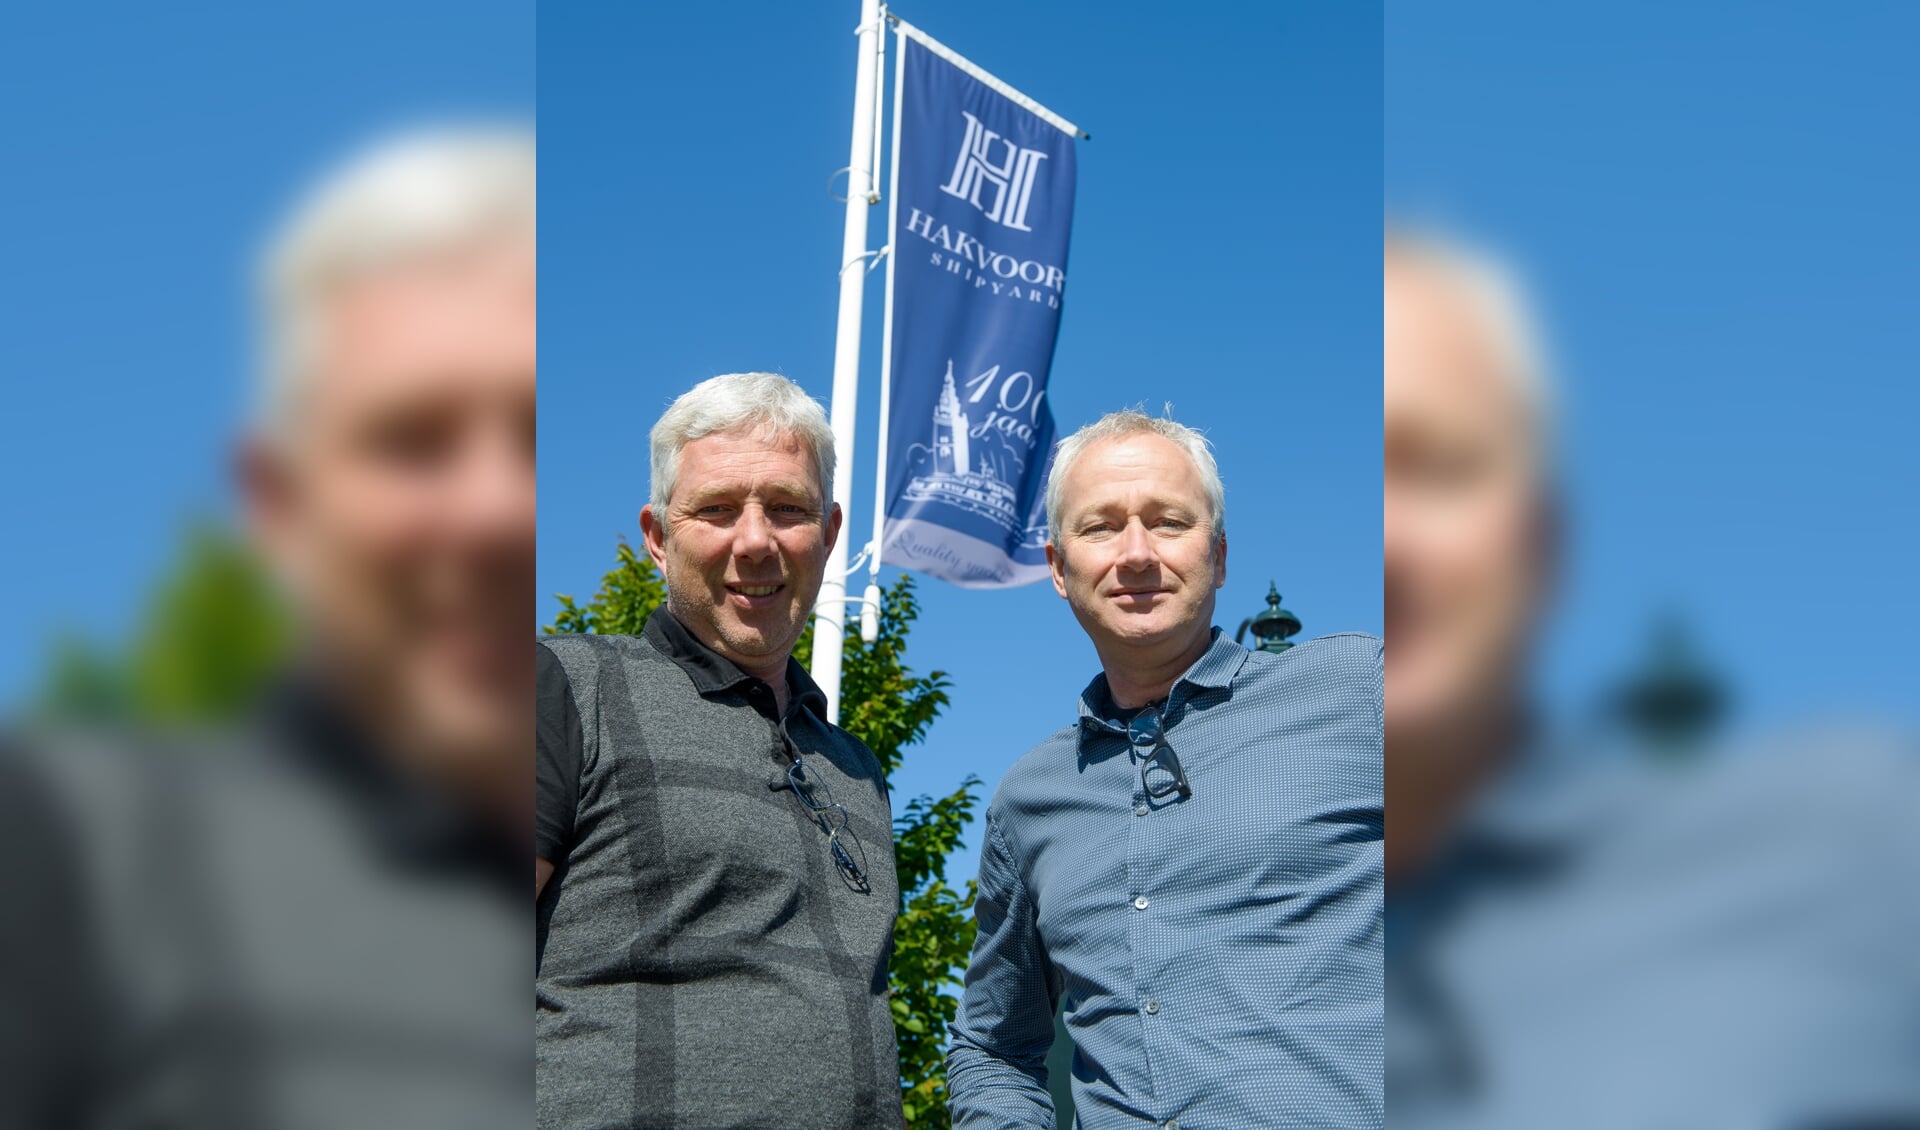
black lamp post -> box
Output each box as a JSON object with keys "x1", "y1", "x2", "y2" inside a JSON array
[
  {"x1": 1611, "y1": 613, "x2": 1726, "y2": 755},
  {"x1": 1236, "y1": 582, "x2": 1302, "y2": 654}
]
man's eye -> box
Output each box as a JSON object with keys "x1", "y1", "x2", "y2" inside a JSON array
[
  {"x1": 1389, "y1": 436, "x2": 1492, "y2": 490},
  {"x1": 366, "y1": 416, "x2": 456, "y2": 468},
  {"x1": 1080, "y1": 523, "x2": 1112, "y2": 536},
  {"x1": 1156, "y1": 518, "x2": 1190, "y2": 531}
]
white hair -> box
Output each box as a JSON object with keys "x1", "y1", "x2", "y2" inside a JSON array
[
  {"x1": 1045, "y1": 408, "x2": 1226, "y2": 548},
  {"x1": 1385, "y1": 227, "x2": 1556, "y2": 452},
  {"x1": 649, "y1": 372, "x2": 836, "y2": 515},
  {"x1": 257, "y1": 125, "x2": 536, "y2": 438}
]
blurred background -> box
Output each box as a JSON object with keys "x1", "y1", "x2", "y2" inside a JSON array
[
  {"x1": 1385, "y1": 3, "x2": 1920, "y2": 1126},
  {"x1": 1388, "y1": 1, "x2": 1920, "y2": 734},
  {"x1": 0, "y1": 0, "x2": 531, "y2": 722},
  {"x1": 1, "y1": 4, "x2": 534, "y2": 1128}
]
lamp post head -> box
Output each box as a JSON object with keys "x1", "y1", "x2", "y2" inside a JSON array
[
  {"x1": 1237, "y1": 581, "x2": 1303, "y2": 654},
  {"x1": 1612, "y1": 613, "x2": 1727, "y2": 756}
]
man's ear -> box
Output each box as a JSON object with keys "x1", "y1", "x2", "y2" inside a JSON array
[
  {"x1": 1046, "y1": 541, "x2": 1070, "y2": 600},
  {"x1": 1214, "y1": 534, "x2": 1229, "y2": 590},
  {"x1": 824, "y1": 502, "x2": 843, "y2": 555},
  {"x1": 639, "y1": 503, "x2": 670, "y2": 570},
  {"x1": 237, "y1": 434, "x2": 297, "y2": 580}
]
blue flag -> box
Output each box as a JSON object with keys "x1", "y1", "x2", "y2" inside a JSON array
[{"x1": 878, "y1": 27, "x2": 1079, "y2": 588}]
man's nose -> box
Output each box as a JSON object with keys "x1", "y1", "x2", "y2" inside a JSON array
[
  {"x1": 1117, "y1": 519, "x2": 1156, "y2": 570},
  {"x1": 733, "y1": 503, "x2": 777, "y2": 561}
]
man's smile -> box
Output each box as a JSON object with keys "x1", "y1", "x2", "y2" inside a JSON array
[{"x1": 725, "y1": 580, "x2": 786, "y2": 608}]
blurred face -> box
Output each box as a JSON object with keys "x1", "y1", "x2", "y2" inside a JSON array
[
  {"x1": 246, "y1": 234, "x2": 536, "y2": 783},
  {"x1": 1047, "y1": 433, "x2": 1226, "y2": 664},
  {"x1": 1384, "y1": 257, "x2": 1552, "y2": 741},
  {"x1": 640, "y1": 428, "x2": 840, "y2": 675}
]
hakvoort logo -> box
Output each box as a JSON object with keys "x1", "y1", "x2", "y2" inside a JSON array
[{"x1": 939, "y1": 111, "x2": 1048, "y2": 232}]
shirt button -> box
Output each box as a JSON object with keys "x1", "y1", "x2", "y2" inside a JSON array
[
  {"x1": 1133, "y1": 803, "x2": 1149, "y2": 817},
  {"x1": 1143, "y1": 999, "x2": 1160, "y2": 1016},
  {"x1": 1163, "y1": 1122, "x2": 1180, "y2": 1130},
  {"x1": 1132, "y1": 894, "x2": 1150, "y2": 911}
]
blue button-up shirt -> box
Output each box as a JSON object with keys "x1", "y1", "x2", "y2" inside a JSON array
[
  {"x1": 948, "y1": 629, "x2": 1384, "y2": 1129},
  {"x1": 1389, "y1": 729, "x2": 1920, "y2": 1129}
]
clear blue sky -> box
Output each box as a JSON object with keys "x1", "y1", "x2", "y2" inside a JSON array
[
  {"x1": 0, "y1": 1, "x2": 533, "y2": 708},
  {"x1": 539, "y1": 1, "x2": 1385, "y2": 883},
  {"x1": 1386, "y1": 2, "x2": 1920, "y2": 731}
]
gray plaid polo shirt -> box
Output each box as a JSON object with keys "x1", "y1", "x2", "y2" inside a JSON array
[{"x1": 536, "y1": 609, "x2": 903, "y2": 1129}]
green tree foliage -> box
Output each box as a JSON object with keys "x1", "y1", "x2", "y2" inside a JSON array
[
  {"x1": 35, "y1": 520, "x2": 292, "y2": 724},
  {"x1": 548, "y1": 540, "x2": 981, "y2": 1127},
  {"x1": 889, "y1": 779, "x2": 982, "y2": 1126},
  {"x1": 545, "y1": 538, "x2": 667, "y2": 636},
  {"x1": 36, "y1": 632, "x2": 132, "y2": 721},
  {"x1": 129, "y1": 522, "x2": 292, "y2": 722}
]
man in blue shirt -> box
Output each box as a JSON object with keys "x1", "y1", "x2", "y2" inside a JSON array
[
  {"x1": 1384, "y1": 230, "x2": 1920, "y2": 1127},
  {"x1": 947, "y1": 410, "x2": 1384, "y2": 1129}
]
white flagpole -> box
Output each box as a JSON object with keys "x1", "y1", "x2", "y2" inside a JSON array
[
  {"x1": 862, "y1": 22, "x2": 908, "y2": 646},
  {"x1": 812, "y1": 0, "x2": 885, "y2": 725}
]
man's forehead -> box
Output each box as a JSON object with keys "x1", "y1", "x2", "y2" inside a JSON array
[
  {"x1": 1063, "y1": 434, "x2": 1206, "y2": 507},
  {"x1": 673, "y1": 428, "x2": 821, "y2": 498},
  {"x1": 1386, "y1": 258, "x2": 1534, "y2": 416},
  {"x1": 679, "y1": 429, "x2": 814, "y2": 470},
  {"x1": 314, "y1": 241, "x2": 537, "y2": 396},
  {"x1": 677, "y1": 471, "x2": 817, "y2": 498},
  {"x1": 1389, "y1": 321, "x2": 1501, "y2": 421},
  {"x1": 1388, "y1": 262, "x2": 1490, "y2": 353}
]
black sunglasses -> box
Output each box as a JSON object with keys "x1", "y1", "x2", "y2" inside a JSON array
[
  {"x1": 1126, "y1": 706, "x2": 1193, "y2": 801},
  {"x1": 786, "y1": 755, "x2": 872, "y2": 893}
]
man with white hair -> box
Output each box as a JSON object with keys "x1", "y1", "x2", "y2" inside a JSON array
[
  {"x1": 1384, "y1": 231, "x2": 1920, "y2": 1126},
  {"x1": 0, "y1": 127, "x2": 534, "y2": 1128},
  {"x1": 245, "y1": 125, "x2": 537, "y2": 834},
  {"x1": 535, "y1": 372, "x2": 905, "y2": 1128},
  {"x1": 1383, "y1": 231, "x2": 1557, "y2": 881},
  {"x1": 946, "y1": 410, "x2": 1384, "y2": 1129}
]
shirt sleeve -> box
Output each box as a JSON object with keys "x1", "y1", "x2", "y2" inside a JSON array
[
  {"x1": 0, "y1": 741, "x2": 103, "y2": 1129},
  {"x1": 945, "y1": 809, "x2": 1060, "y2": 1129},
  {"x1": 534, "y1": 643, "x2": 584, "y2": 865}
]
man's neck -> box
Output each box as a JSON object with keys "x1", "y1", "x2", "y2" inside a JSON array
[
  {"x1": 302, "y1": 656, "x2": 528, "y2": 845},
  {"x1": 743, "y1": 658, "x2": 791, "y2": 715},
  {"x1": 662, "y1": 604, "x2": 793, "y2": 714},
  {"x1": 1099, "y1": 625, "x2": 1215, "y2": 710}
]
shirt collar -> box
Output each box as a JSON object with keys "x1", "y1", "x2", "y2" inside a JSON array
[
  {"x1": 643, "y1": 607, "x2": 830, "y2": 721},
  {"x1": 257, "y1": 673, "x2": 522, "y2": 892},
  {"x1": 1074, "y1": 626, "x2": 1246, "y2": 737},
  {"x1": 1423, "y1": 725, "x2": 1630, "y2": 884}
]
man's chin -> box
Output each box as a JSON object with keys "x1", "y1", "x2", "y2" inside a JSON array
[
  {"x1": 1087, "y1": 610, "x2": 1189, "y2": 650},
  {"x1": 1385, "y1": 672, "x2": 1509, "y2": 749},
  {"x1": 419, "y1": 623, "x2": 532, "y2": 680},
  {"x1": 404, "y1": 680, "x2": 527, "y2": 772},
  {"x1": 713, "y1": 617, "x2": 802, "y2": 664}
]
